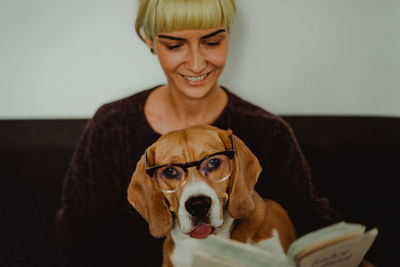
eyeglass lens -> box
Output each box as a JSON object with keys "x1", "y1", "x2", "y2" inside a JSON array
[{"x1": 155, "y1": 154, "x2": 232, "y2": 192}]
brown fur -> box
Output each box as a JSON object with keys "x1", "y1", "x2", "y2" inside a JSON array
[
  {"x1": 127, "y1": 125, "x2": 296, "y2": 265},
  {"x1": 230, "y1": 193, "x2": 296, "y2": 252}
]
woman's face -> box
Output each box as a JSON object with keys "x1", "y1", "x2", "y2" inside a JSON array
[{"x1": 146, "y1": 27, "x2": 229, "y2": 99}]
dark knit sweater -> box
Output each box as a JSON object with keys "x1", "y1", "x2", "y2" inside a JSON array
[{"x1": 55, "y1": 87, "x2": 340, "y2": 266}]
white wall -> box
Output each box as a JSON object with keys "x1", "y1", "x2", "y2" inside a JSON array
[{"x1": 0, "y1": 0, "x2": 399, "y2": 119}]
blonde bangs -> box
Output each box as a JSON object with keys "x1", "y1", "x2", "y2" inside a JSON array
[{"x1": 137, "y1": 0, "x2": 235, "y2": 40}]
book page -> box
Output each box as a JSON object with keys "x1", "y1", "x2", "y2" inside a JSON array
[
  {"x1": 288, "y1": 222, "x2": 366, "y2": 261},
  {"x1": 191, "y1": 235, "x2": 292, "y2": 267},
  {"x1": 297, "y1": 228, "x2": 378, "y2": 267},
  {"x1": 191, "y1": 250, "x2": 248, "y2": 267},
  {"x1": 190, "y1": 222, "x2": 377, "y2": 267}
]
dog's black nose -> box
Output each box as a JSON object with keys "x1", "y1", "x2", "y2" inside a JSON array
[{"x1": 185, "y1": 196, "x2": 211, "y2": 218}]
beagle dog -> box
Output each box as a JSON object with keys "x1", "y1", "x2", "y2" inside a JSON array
[{"x1": 127, "y1": 125, "x2": 296, "y2": 266}]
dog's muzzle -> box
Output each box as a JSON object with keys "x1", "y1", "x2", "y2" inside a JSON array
[
  {"x1": 184, "y1": 195, "x2": 215, "y2": 239},
  {"x1": 185, "y1": 195, "x2": 211, "y2": 218}
]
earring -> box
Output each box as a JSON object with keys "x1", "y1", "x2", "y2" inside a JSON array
[{"x1": 150, "y1": 48, "x2": 154, "y2": 53}]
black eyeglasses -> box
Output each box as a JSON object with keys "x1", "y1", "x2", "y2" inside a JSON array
[{"x1": 145, "y1": 135, "x2": 235, "y2": 193}]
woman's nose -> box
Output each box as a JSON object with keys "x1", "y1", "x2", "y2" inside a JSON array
[{"x1": 186, "y1": 47, "x2": 206, "y2": 73}]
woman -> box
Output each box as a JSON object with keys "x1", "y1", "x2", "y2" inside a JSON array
[{"x1": 56, "y1": 0, "x2": 339, "y2": 266}]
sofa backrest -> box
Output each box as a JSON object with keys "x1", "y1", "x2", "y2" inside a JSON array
[{"x1": 1, "y1": 117, "x2": 398, "y2": 266}]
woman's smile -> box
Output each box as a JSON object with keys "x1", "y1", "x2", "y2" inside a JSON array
[{"x1": 181, "y1": 71, "x2": 212, "y2": 85}]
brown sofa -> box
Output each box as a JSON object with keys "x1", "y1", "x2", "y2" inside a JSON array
[{"x1": 1, "y1": 116, "x2": 398, "y2": 266}]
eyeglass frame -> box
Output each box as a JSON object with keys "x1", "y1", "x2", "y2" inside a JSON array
[{"x1": 144, "y1": 135, "x2": 235, "y2": 191}]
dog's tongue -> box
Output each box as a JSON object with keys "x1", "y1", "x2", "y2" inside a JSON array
[{"x1": 190, "y1": 224, "x2": 213, "y2": 239}]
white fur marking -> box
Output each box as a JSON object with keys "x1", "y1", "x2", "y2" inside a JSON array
[
  {"x1": 178, "y1": 180, "x2": 223, "y2": 233},
  {"x1": 213, "y1": 212, "x2": 234, "y2": 238},
  {"x1": 250, "y1": 229, "x2": 287, "y2": 260}
]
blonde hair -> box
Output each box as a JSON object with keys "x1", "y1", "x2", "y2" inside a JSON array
[{"x1": 136, "y1": 0, "x2": 236, "y2": 41}]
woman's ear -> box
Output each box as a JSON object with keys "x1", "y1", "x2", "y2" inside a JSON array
[
  {"x1": 127, "y1": 150, "x2": 172, "y2": 238},
  {"x1": 145, "y1": 35, "x2": 156, "y2": 54}
]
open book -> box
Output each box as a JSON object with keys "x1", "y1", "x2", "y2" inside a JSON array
[{"x1": 191, "y1": 222, "x2": 378, "y2": 267}]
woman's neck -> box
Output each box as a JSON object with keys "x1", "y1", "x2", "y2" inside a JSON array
[
  {"x1": 144, "y1": 85, "x2": 228, "y2": 135},
  {"x1": 167, "y1": 85, "x2": 226, "y2": 124}
]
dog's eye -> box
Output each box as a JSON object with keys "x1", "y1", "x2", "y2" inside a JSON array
[
  {"x1": 161, "y1": 167, "x2": 180, "y2": 180},
  {"x1": 200, "y1": 155, "x2": 231, "y2": 181},
  {"x1": 206, "y1": 158, "x2": 221, "y2": 171}
]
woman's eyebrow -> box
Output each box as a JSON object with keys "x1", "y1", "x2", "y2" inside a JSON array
[
  {"x1": 158, "y1": 35, "x2": 185, "y2": 41},
  {"x1": 200, "y1": 29, "x2": 226, "y2": 39},
  {"x1": 158, "y1": 29, "x2": 227, "y2": 41}
]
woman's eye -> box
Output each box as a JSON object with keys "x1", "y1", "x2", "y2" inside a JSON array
[
  {"x1": 165, "y1": 44, "x2": 182, "y2": 50},
  {"x1": 201, "y1": 40, "x2": 221, "y2": 47},
  {"x1": 207, "y1": 41, "x2": 221, "y2": 46}
]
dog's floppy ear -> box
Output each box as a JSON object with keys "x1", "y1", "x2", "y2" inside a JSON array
[
  {"x1": 222, "y1": 132, "x2": 262, "y2": 219},
  {"x1": 127, "y1": 148, "x2": 172, "y2": 238}
]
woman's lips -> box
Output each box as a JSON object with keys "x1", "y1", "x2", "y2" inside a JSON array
[
  {"x1": 181, "y1": 71, "x2": 211, "y2": 85},
  {"x1": 184, "y1": 73, "x2": 207, "y2": 81}
]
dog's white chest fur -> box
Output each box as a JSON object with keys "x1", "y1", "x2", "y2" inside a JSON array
[
  {"x1": 170, "y1": 213, "x2": 233, "y2": 267},
  {"x1": 248, "y1": 229, "x2": 287, "y2": 260}
]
